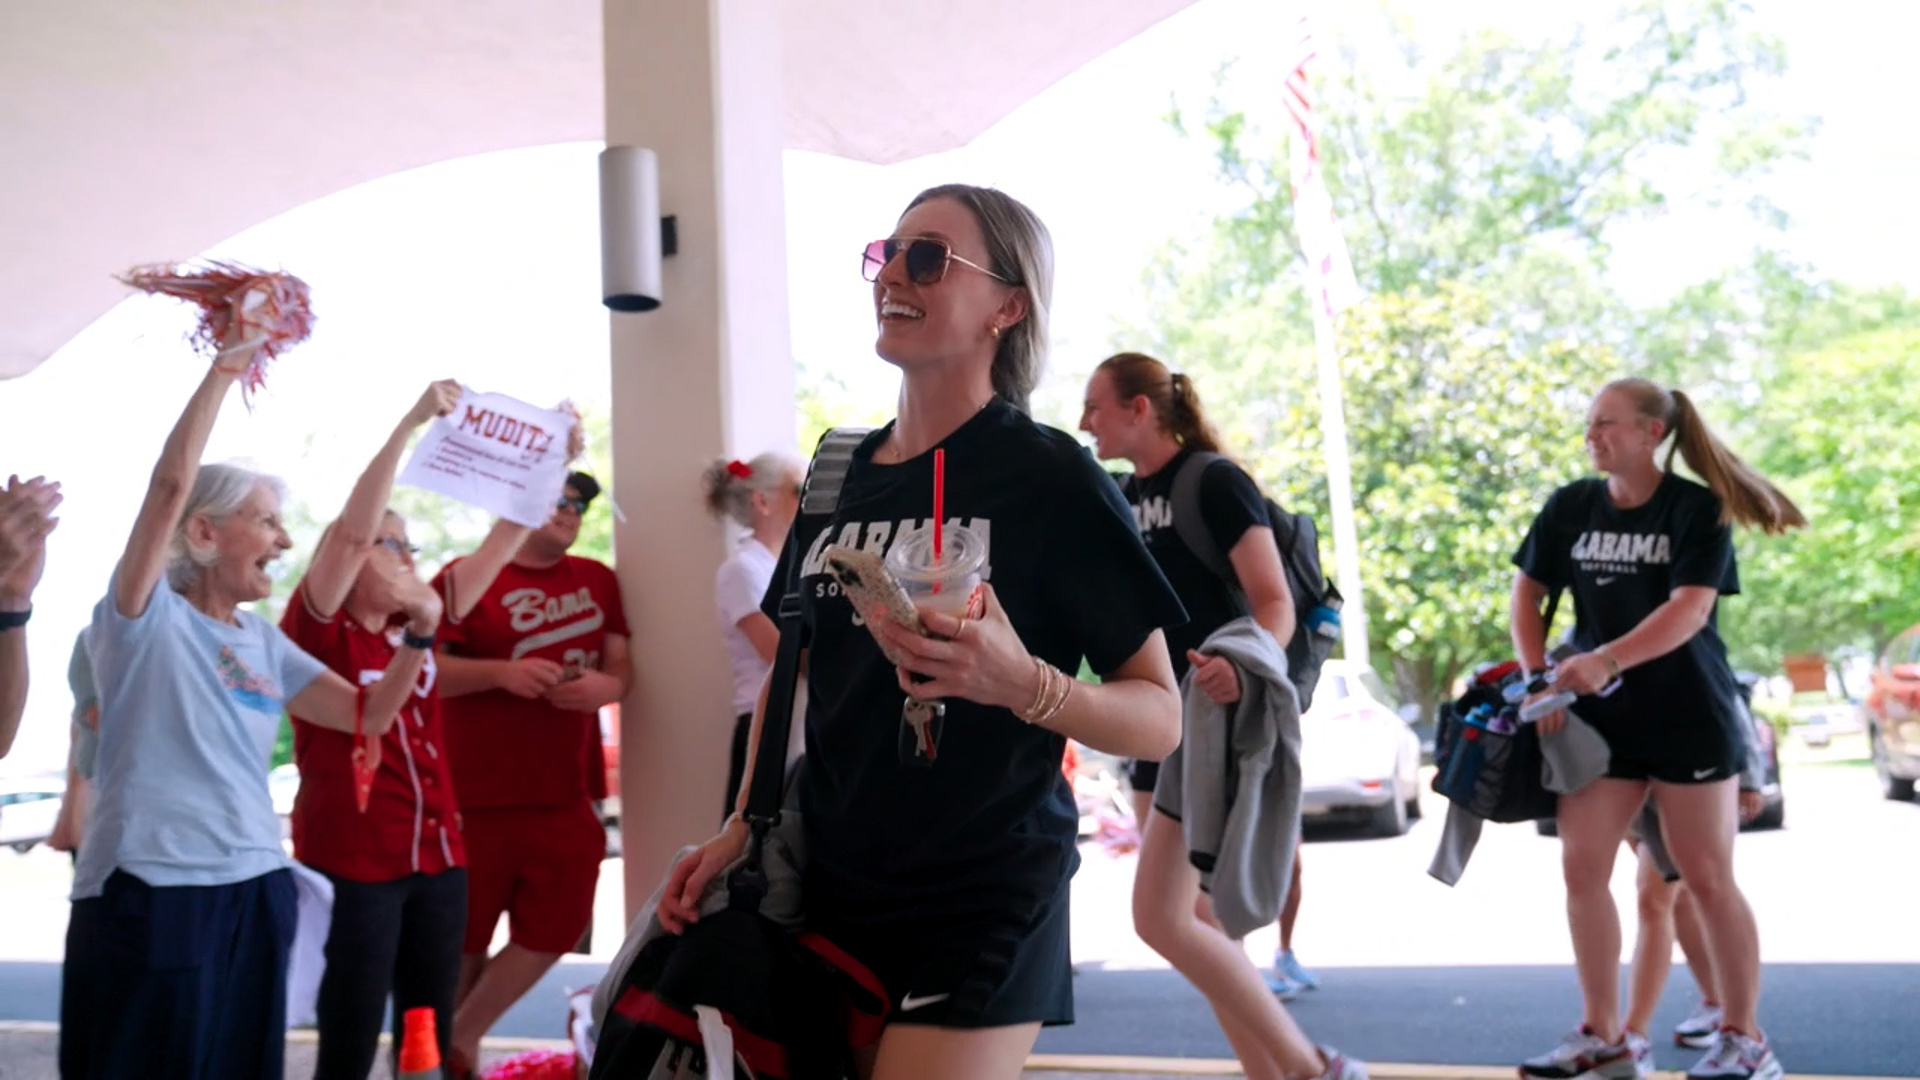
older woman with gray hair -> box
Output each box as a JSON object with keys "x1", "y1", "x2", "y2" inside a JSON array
[
  {"x1": 702, "y1": 451, "x2": 803, "y2": 817},
  {"x1": 60, "y1": 330, "x2": 443, "y2": 1080}
]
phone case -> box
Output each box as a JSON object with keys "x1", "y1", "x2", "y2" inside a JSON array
[{"x1": 823, "y1": 545, "x2": 925, "y2": 667}]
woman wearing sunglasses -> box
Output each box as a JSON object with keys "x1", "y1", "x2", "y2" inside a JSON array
[
  {"x1": 659, "y1": 185, "x2": 1188, "y2": 1080},
  {"x1": 281, "y1": 380, "x2": 543, "y2": 1078}
]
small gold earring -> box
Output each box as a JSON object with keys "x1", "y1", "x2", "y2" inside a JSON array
[{"x1": 988, "y1": 324, "x2": 1002, "y2": 340}]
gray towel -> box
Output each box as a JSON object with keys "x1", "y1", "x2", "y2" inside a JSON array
[
  {"x1": 1156, "y1": 616, "x2": 1302, "y2": 941},
  {"x1": 1429, "y1": 709, "x2": 1611, "y2": 887}
]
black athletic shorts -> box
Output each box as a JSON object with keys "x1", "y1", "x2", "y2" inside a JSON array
[
  {"x1": 1127, "y1": 758, "x2": 1160, "y2": 793},
  {"x1": 806, "y1": 877, "x2": 1073, "y2": 1030},
  {"x1": 1606, "y1": 755, "x2": 1737, "y2": 784}
]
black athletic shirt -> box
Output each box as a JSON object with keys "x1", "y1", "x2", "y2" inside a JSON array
[
  {"x1": 1513, "y1": 475, "x2": 1744, "y2": 769},
  {"x1": 1119, "y1": 450, "x2": 1270, "y2": 680},
  {"x1": 764, "y1": 401, "x2": 1186, "y2": 924}
]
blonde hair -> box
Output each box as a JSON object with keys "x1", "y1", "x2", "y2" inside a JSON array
[
  {"x1": 1095, "y1": 352, "x2": 1226, "y2": 455},
  {"x1": 904, "y1": 184, "x2": 1054, "y2": 412},
  {"x1": 701, "y1": 452, "x2": 799, "y2": 529},
  {"x1": 1605, "y1": 378, "x2": 1806, "y2": 535}
]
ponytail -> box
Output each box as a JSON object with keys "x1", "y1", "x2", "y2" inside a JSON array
[
  {"x1": 1096, "y1": 352, "x2": 1225, "y2": 455},
  {"x1": 1608, "y1": 379, "x2": 1806, "y2": 535}
]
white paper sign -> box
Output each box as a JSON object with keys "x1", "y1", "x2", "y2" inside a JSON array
[{"x1": 398, "y1": 389, "x2": 576, "y2": 527}]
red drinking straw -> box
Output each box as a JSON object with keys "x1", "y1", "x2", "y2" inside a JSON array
[{"x1": 932, "y1": 448, "x2": 946, "y2": 566}]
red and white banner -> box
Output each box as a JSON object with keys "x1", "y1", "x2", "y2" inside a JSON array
[{"x1": 1283, "y1": 14, "x2": 1361, "y2": 316}]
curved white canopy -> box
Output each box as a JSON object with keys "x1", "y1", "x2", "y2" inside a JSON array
[{"x1": 0, "y1": 0, "x2": 1197, "y2": 377}]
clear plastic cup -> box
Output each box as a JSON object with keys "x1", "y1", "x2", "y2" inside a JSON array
[{"x1": 885, "y1": 524, "x2": 986, "y2": 622}]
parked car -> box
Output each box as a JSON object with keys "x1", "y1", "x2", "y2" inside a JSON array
[
  {"x1": 1537, "y1": 672, "x2": 1784, "y2": 834},
  {"x1": 1864, "y1": 623, "x2": 1920, "y2": 801},
  {"x1": 0, "y1": 775, "x2": 68, "y2": 854},
  {"x1": 1299, "y1": 660, "x2": 1423, "y2": 837}
]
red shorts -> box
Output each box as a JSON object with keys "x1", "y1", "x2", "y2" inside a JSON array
[{"x1": 460, "y1": 802, "x2": 605, "y2": 955}]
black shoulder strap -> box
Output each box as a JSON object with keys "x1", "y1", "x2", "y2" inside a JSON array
[
  {"x1": 732, "y1": 426, "x2": 869, "y2": 909},
  {"x1": 1167, "y1": 451, "x2": 1235, "y2": 580}
]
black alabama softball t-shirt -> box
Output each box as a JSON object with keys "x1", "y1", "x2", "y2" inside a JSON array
[
  {"x1": 1120, "y1": 450, "x2": 1272, "y2": 681},
  {"x1": 764, "y1": 401, "x2": 1187, "y2": 923},
  {"x1": 1513, "y1": 474, "x2": 1744, "y2": 768}
]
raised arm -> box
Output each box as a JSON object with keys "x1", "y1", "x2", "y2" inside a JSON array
[
  {"x1": 440, "y1": 518, "x2": 533, "y2": 623},
  {"x1": 0, "y1": 475, "x2": 62, "y2": 758},
  {"x1": 116, "y1": 341, "x2": 251, "y2": 619},
  {"x1": 302, "y1": 380, "x2": 463, "y2": 619},
  {"x1": 286, "y1": 574, "x2": 443, "y2": 735}
]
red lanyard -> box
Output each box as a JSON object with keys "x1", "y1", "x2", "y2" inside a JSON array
[{"x1": 350, "y1": 687, "x2": 375, "y2": 813}]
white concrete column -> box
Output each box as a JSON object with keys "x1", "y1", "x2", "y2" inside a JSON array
[{"x1": 604, "y1": 0, "x2": 797, "y2": 919}]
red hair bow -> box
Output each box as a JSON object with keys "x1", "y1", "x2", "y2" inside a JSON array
[{"x1": 726, "y1": 460, "x2": 753, "y2": 479}]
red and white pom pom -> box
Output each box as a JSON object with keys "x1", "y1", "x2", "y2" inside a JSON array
[{"x1": 119, "y1": 260, "x2": 315, "y2": 402}]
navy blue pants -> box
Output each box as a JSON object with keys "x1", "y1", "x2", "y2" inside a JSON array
[
  {"x1": 61, "y1": 868, "x2": 296, "y2": 1080},
  {"x1": 313, "y1": 867, "x2": 467, "y2": 1080}
]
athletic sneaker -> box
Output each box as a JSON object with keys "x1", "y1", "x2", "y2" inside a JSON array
[
  {"x1": 1263, "y1": 969, "x2": 1300, "y2": 999},
  {"x1": 1317, "y1": 1045, "x2": 1368, "y2": 1080},
  {"x1": 1685, "y1": 1029, "x2": 1783, "y2": 1080},
  {"x1": 1519, "y1": 1026, "x2": 1640, "y2": 1080},
  {"x1": 1277, "y1": 947, "x2": 1321, "y2": 990},
  {"x1": 1674, "y1": 1002, "x2": 1724, "y2": 1049},
  {"x1": 1624, "y1": 1030, "x2": 1654, "y2": 1080}
]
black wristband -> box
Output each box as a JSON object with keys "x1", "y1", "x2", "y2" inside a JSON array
[
  {"x1": 401, "y1": 628, "x2": 436, "y2": 651},
  {"x1": 0, "y1": 607, "x2": 29, "y2": 632}
]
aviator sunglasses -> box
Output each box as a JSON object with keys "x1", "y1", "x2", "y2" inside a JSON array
[{"x1": 861, "y1": 237, "x2": 1017, "y2": 286}]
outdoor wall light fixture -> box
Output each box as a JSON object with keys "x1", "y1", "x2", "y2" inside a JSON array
[{"x1": 600, "y1": 146, "x2": 678, "y2": 312}]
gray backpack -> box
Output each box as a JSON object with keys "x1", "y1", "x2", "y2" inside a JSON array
[{"x1": 1168, "y1": 452, "x2": 1342, "y2": 711}]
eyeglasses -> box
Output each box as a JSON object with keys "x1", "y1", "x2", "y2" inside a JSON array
[
  {"x1": 861, "y1": 237, "x2": 1016, "y2": 286},
  {"x1": 556, "y1": 496, "x2": 589, "y2": 515},
  {"x1": 375, "y1": 537, "x2": 419, "y2": 557}
]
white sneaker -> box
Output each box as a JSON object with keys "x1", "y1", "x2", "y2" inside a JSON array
[
  {"x1": 1674, "y1": 1002, "x2": 1724, "y2": 1049},
  {"x1": 1686, "y1": 1029, "x2": 1784, "y2": 1080},
  {"x1": 1520, "y1": 1026, "x2": 1640, "y2": 1080},
  {"x1": 1622, "y1": 1031, "x2": 1655, "y2": 1080},
  {"x1": 1317, "y1": 1045, "x2": 1368, "y2": 1080}
]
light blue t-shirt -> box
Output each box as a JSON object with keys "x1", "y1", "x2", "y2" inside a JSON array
[{"x1": 73, "y1": 573, "x2": 326, "y2": 899}]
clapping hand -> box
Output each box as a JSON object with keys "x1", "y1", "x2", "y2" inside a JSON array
[{"x1": 0, "y1": 476, "x2": 61, "y2": 610}]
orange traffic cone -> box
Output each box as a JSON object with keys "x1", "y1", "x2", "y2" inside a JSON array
[{"x1": 398, "y1": 1006, "x2": 444, "y2": 1080}]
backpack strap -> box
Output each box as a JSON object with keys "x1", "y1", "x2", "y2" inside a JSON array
[
  {"x1": 1167, "y1": 451, "x2": 1232, "y2": 579},
  {"x1": 731, "y1": 426, "x2": 870, "y2": 911},
  {"x1": 1169, "y1": 450, "x2": 1268, "y2": 618}
]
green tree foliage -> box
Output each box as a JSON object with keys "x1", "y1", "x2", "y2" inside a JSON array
[
  {"x1": 1253, "y1": 286, "x2": 1617, "y2": 710},
  {"x1": 1728, "y1": 327, "x2": 1920, "y2": 668},
  {"x1": 1130, "y1": 1, "x2": 1813, "y2": 714}
]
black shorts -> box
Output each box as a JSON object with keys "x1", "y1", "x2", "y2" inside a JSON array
[
  {"x1": 1607, "y1": 755, "x2": 1737, "y2": 784},
  {"x1": 806, "y1": 880, "x2": 1073, "y2": 1030},
  {"x1": 1127, "y1": 758, "x2": 1160, "y2": 793}
]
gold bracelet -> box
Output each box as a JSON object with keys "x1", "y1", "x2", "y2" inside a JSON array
[
  {"x1": 1034, "y1": 670, "x2": 1075, "y2": 727},
  {"x1": 1597, "y1": 645, "x2": 1622, "y2": 681},
  {"x1": 1018, "y1": 657, "x2": 1051, "y2": 721},
  {"x1": 1017, "y1": 658, "x2": 1065, "y2": 725}
]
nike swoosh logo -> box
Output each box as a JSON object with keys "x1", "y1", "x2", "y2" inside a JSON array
[
  {"x1": 1595, "y1": 576, "x2": 1618, "y2": 586},
  {"x1": 898, "y1": 992, "x2": 951, "y2": 1012},
  {"x1": 1693, "y1": 768, "x2": 1716, "y2": 780}
]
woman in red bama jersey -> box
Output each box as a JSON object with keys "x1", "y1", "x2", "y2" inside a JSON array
[{"x1": 282, "y1": 381, "x2": 555, "y2": 1079}]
